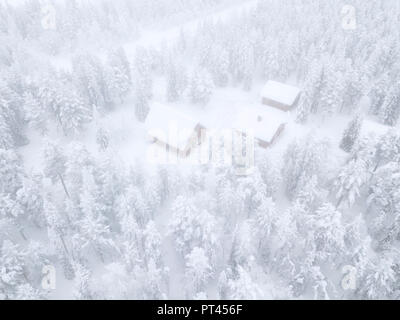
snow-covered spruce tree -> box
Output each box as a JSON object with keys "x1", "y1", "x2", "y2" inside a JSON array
[
  {"x1": 379, "y1": 82, "x2": 400, "y2": 126},
  {"x1": 305, "y1": 203, "x2": 346, "y2": 264},
  {"x1": 92, "y1": 155, "x2": 124, "y2": 220},
  {"x1": 23, "y1": 92, "x2": 47, "y2": 134},
  {"x1": 294, "y1": 175, "x2": 326, "y2": 213},
  {"x1": 368, "y1": 72, "x2": 390, "y2": 116},
  {"x1": 255, "y1": 152, "x2": 282, "y2": 198},
  {"x1": 169, "y1": 196, "x2": 218, "y2": 259},
  {"x1": 208, "y1": 44, "x2": 230, "y2": 88},
  {"x1": 230, "y1": 220, "x2": 256, "y2": 269},
  {"x1": 142, "y1": 221, "x2": 162, "y2": 267},
  {"x1": 0, "y1": 79, "x2": 27, "y2": 147},
  {"x1": 43, "y1": 198, "x2": 74, "y2": 280},
  {"x1": 185, "y1": 247, "x2": 212, "y2": 296},
  {"x1": 55, "y1": 85, "x2": 92, "y2": 136},
  {"x1": 226, "y1": 266, "x2": 263, "y2": 300},
  {"x1": 357, "y1": 255, "x2": 396, "y2": 300},
  {"x1": 123, "y1": 185, "x2": 149, "y2": 228},
  {"x1": 254, "y1": 197, "x2": 277, "y2": 254},
  {"x1": 283, "y1": 137, "x2": 328, "y2": 199},
  {"x1": 343, "y1": 62, "x2": 363, "y2": 109},
  {"x1": 16, "y1": 174, "x2": 45, "y2": 228},
  {"x1": 373, "y1": 129, "x2": 400, "y2": 171},
  {"x1": 143, "y1": 174, "x2": 163, "y2": 213},
  {"x1": 295, "y1": 60, "x2": 323, "y2": 123},
  {"x1": 0, "y1": 148, "x2": 23, "y2": 196},
  {"x1": 165, "y1": 58, "x2": 187, "y2": 103},
  {"x1": 216, "y1": 176, "x2": 240, "y2": 227},
  {"x1": 64, "y1": 142, "x2": 93, "y2": 203},
  {"x1": 340, "y1": 113, "x2": 363, "y2": 152},
  {"x1": 166, "y1": 60, "x2": 180, "y2": 102},
  {"x1": 319, "y1": 61, "x2": 344, "y2": 118},
  {"x1": 368, "y1": 162, "x2": 400, "y2": 245},
  {"x1": 0, "y1": 113, "x2": 14, "y2": 150},
  {"x1": 0, "y1": 193, "x2": 26, "y2": 240},
  {"x1": 72, "y1": 262, "x2": 93, "y2": 300},
  {"x1": 72, "y1": 54, "x2": 111, "y2": 111},
  {"x1": 0, "y1": 240, "x2": 29, "y2": 299},
  {"x1": 43, "y1": 141, "x2": 69, "y2": 198},
  {"x1": 77, "y1": 169, "x2": 115, "y2": 263},
  {"x1": 133, "y1": 48, "x2": 152, "y2": 122},
  {"x1": 334, "y1": 158, "x2": 369, "y2": 208},
  {"x1": 236, "y1": 168, "x2": 268, "y2": 218},
  {"x1": 106, "y1": 47, "x2": 131, "y2": 104},
  {"x1": 189, "y1": 68, "x2": 214, "y2": 106}
]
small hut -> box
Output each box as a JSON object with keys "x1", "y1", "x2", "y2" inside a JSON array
[
  {"x1": 145, "y1": 104, "x2": 205, "y2": 158},
  {"x1": 234, "y1": 107, "x2": 286, "y2": 149}
]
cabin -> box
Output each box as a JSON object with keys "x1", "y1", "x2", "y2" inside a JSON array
[
  {"x1": 261, "y1": 80, "x2": 301, "y2": 111},
  {"x1": 234, "y1": 107, "x2": 287, "y2": 149},
  {"x1": 145, "y1": 103, "x2": 205, "y2": 158}
]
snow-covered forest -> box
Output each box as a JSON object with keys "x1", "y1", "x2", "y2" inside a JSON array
[{"x1": 1, "y1": 0, "x2": 400, "y2": 300}]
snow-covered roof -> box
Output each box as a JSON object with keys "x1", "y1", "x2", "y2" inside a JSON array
[
  {"x1": 145, "y1": 103, "x2": 200, "y2": 150},
  {"x1": 261, "y1": 81, "x2": 301, "y2": 106},
  {"x1": 233, "y1": 106, "x2": 288, "y2": 143}
]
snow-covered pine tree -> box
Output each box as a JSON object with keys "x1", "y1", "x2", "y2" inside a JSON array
[
  {"x1": 319, "y1": 61, "x2": 344, "y2": 118},
  {"x1": 0, "y1": 114, "x2": 13, "y2": 150},
  {"x1": 23, "y1": 92, "x2": 47, "y2": 134},
  {"x1": 373, "y1": 129, "x2": 400, "y2": 171},
  {"x1": 254, "y1": 197, "x2": 276, "y2": 253},
  {"x1": 340, "y1": 113, "x2": 363, "y2": 152},
  {"x1": 0, "y1": 240, "x2": 29, "y2": 299},
  {"x1": 133, "y1": 48, "x2": 152, "y2": 122},
  {"x1": 185, "y1": 247, "x2": 212, "y2": 295},
  {"x1": 16, "y1": 174, "x2": 45, "y2": 228},
  {"x1": 189, "y1": 68, "x2": 214, "y2": 106},
  {"x1": 226, "y1": 266, "x2": 263, "y2": 300},
  {"x1": 305, "y1": 203, "x2": 346, "y2": 263},
  {"x1": 78, "y1": 169, "x2": 115, "y2": 262},
  {"x1": 283, "y1": 137, "x2": 327, "y2": 199},
  {"x1": 379, "y1": 82, "x2": 400, "y2": 126},
  {"x1": 106, "y1": 47, "x2": 131, "y2": 104},
  {"x1": 0, "y1": 80, "x2": 26, "y2": 148},
  {"x1": 368, "y1": 162, "x2": 400, "y2": 244},
  {"x1": 55, "y1": 85, "x2": 92, "y2": 135},
  {"x1": 142, "y1": 221, "x2": 162, "y2": 267},
  {"x1": 334, "y1": 158, "x2": 369, "y2": 208},
  {"x1": 72, "y1": 263, "x2": 93, "y2": 300},
  {"x1": 357, "y1": 256, "x2": 396, "y2": 300},
  {"x1": 208, "y1": 44, "x2": 229, "y2": 88},
  {"x1": 43, "y1": 141, "x2": 69, "y2": 198},
  {"x1": 72, "y1": 54, "x2": 111, "y2": 111},
  {"x1": 368, "y1": 72, "x2": 389, "y2": 116},
  {"x1": 0, "y1": 148, "x2": 23, "y2": 196},
  {"x1": 296, "y1": 60, "x2": 323, "y2": 123}
]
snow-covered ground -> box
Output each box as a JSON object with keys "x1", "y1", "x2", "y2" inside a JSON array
[{"x1": 1, "y1": 0, "x2": 400, "y2": 301}]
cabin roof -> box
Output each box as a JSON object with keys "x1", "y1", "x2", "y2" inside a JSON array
[
  {"x1": 145, "y1": 103, "x2": 200, "y2": 150},
  {"x1": 233, "y1": 106, "x2": 287, "y2": 143},
  {"x1": 261, "y1": 80, "x2": 301, "y2": 106}
]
